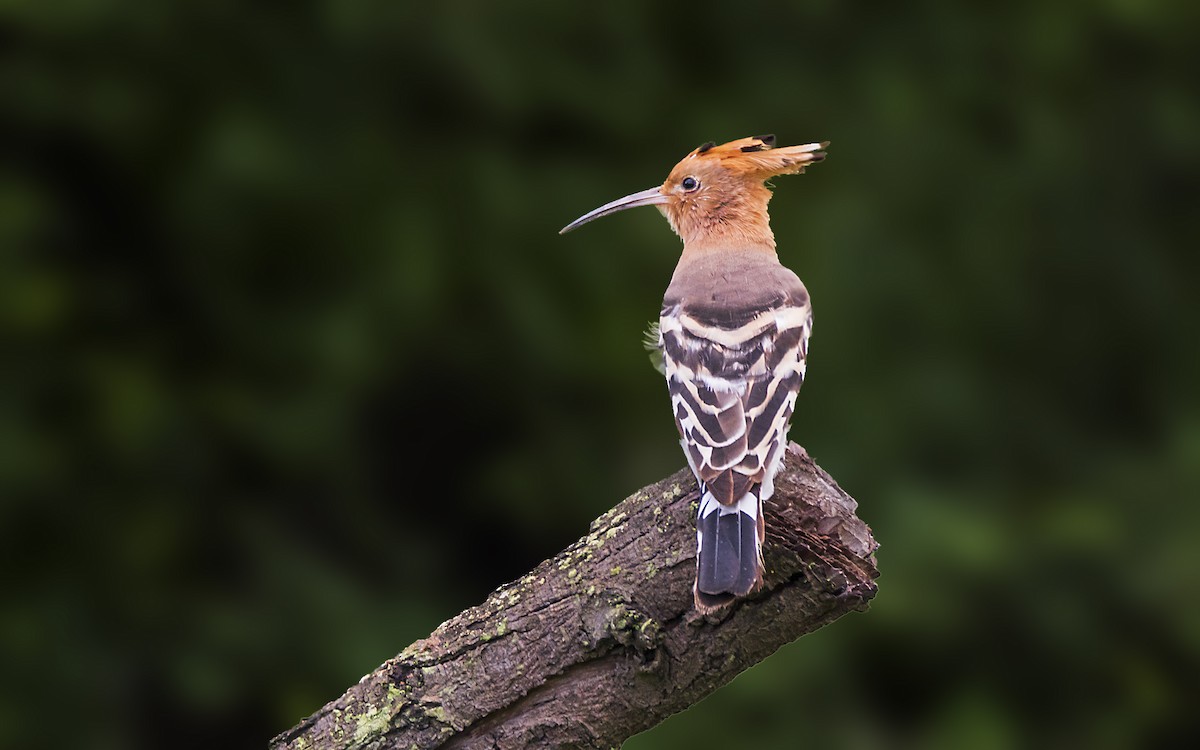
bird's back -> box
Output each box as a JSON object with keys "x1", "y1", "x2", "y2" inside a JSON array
[
  {"x1": 659, "y1": 250, "x2": 812, "y2": 611},
  {"x1": 664, "y1": 250, "x2": 807, "y2": 331}
]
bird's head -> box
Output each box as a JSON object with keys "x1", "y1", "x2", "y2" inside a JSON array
[{"x1": 560, "y1": 135, "x2": 827, "y2": 250}]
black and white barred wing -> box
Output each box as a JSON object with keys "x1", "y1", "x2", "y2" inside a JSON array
[{"x1": 658, "y1": 296, "x2": 811, "y2": 611}]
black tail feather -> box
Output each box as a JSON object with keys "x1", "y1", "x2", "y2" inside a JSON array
[{"x1": 695, "y1": 501, "x2": 761, "y2": 613}]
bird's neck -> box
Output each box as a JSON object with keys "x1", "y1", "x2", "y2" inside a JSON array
[
  {"x1": 678, "y1": 210, "x2": 778, "y2": 262},
  {"x1": 680, "y1": 222, "x2": 777, "y2": 257},
  {"x1": 671, "y1": 185, "x2": 777, "y2": 256}
]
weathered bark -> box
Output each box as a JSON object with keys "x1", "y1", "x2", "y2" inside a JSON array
[{"x1": 271, "y1": 443, "x2": 878, "y2": 750}]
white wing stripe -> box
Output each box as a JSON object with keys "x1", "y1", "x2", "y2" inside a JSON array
[{"x1": 678, "y1": 306, "x2": 809, "y2": 348}]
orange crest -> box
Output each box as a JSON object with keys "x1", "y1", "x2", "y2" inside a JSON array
[{"x1": 669, "y1": 135, "x2": 828, "y2": 182}]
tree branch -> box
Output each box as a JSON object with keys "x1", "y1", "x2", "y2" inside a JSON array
[{"x1": 270, "y1": 443, "x2": 878, "y2": 750}]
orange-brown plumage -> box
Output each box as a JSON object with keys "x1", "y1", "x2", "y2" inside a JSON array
[
  {"x1": 660, "y1": 136, "x2": 827, "y2": 251},
  {"x1": 561, "y1": 135, "x2": 826, "y2": 253}
]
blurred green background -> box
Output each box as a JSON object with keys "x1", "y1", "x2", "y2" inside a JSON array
[{"x1": 3, "y1": 1, "x2": 1199, "y2": 748}]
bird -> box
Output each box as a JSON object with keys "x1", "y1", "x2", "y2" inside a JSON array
[{"x1": 560, "y1": 134, "x2": 827, "y2": 613}]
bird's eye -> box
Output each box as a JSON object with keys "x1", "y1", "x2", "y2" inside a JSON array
[{"x1": 681, "y1": 176, "x2": 699, "y2": 192}]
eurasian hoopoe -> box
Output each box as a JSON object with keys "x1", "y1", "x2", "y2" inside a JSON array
[{"x1": 561, "y1": 135, "x2": 827, "y2": 614}]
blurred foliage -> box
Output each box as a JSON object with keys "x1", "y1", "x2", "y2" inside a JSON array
[{"x1": 2, "y1": 1, "x2": 1199, "y2": 748}]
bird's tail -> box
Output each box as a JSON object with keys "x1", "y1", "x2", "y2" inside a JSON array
[{"x1": 694, "y1": 490, "x2": 764, "y2": 613}]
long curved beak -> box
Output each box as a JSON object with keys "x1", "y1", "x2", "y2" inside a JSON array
[{"x1": 559, "y1": 186, "x2": 668, "y2": 234}]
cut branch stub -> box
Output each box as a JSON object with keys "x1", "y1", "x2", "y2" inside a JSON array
[{"x1": 270, "y1": 442, "x2": 878, "y2": 750}]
